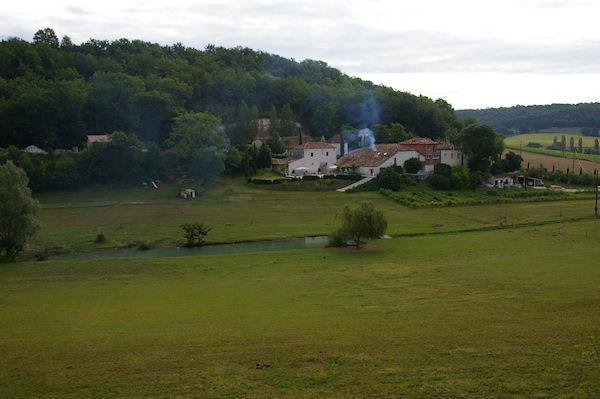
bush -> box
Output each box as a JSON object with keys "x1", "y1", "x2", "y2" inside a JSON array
[
  {"x1": 526, "y1": 142, "x2": 542, "y2": 148},
  {"x1": 469, "y1": 171, "x2": 486, "y2": 188},
  {"x1": 377, "y1": 167, "x2": 403, "y2": 191},
  {"x1": 327, "y1": 229, "x2": 347, "y2": 247},
  {"x1": 434, "y1": 163, "x2": 452, "y2": 179},
  {"x1": 404, "y1": 157, "x2": 424, "y2": 173},
  {"x1": 180, "y1": 222, "x2": 212, "y2": 247},
  {"x1": 429, "y1": 174, "x2": 451, "y2": 190},
  {"x1": 94, "y1": 233, "x2": 106, "y2": 243},
  {"x1": 301, "y1": 175, "x2": 319, "y2": 181}
]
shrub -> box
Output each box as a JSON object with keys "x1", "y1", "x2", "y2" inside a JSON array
[
  {"x1": 302, "y1": 175, "x2": 319, "y2": 181},
  {"x1": 377, "y1": 167, "x2": 403, "y2": 191},
  {"x1": 180, "y1": 222, "x2": 212, "y2": 247},
  {"x1": 434, "y1": 163, "x2": 452, "y2": 179},
  {"x1": 94, "y1": 233, "x2": 106, "y2": 243},
  {"x1": 429, "y1": 174, "x2": 451, "y2": 190},
  {"x1": 404, "y1": 157, "x2": 424, "y2": 173}
]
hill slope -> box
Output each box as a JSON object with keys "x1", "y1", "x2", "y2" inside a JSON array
[
  {"x1": 456, "y1": 103, "x2": 600, "y2": 135},
  {"x1": 0, "y1": 32, "x2": 463, "y2": 149}
]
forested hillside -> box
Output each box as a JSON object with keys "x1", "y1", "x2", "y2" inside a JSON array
[
  {"x1": 456, "y1": 103, "x2": 600, "y2": 135},
  {"x1": 0, "y1": 28, "x2": 463, "y2": 150}
]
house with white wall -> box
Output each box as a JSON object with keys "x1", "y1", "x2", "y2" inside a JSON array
[
  {"x1": 335, "y1": 144, "x2": 424, "y2": 177},
  {"x1": 272, "y1": 142, "x2": 337, "y2": 176}
]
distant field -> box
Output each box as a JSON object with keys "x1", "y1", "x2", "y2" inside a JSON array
[
  {"x1": 32, "y1": 178, "x2": 597, "y2": 256},
  {"x1": 504, "y1": 132, "x2": 598, "y2": 148},
  {"x1": 504, "y1": 149, "x2": 600, "y2": 174},
  {"x1": 2, "y1": 220, "x2": 599, "y2": 397}
]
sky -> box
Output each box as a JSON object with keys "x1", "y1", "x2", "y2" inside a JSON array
[{"x1": 2, "y1": 0, "x2": 600, "y2": 109}]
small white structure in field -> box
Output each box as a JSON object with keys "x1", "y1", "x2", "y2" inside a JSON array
[{"x1": 180, "y1": 188, "x2": 196, "y2": 199}]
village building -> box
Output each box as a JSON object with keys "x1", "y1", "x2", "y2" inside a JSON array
[
  {"x1": 436, "y1": 142, "x2": 468, "y2": 167},
  {"x1": 488, "y1": 172, "x2": 545, "y2": 189},
  {"x1": 272, "y1": 142, "x2": 337, "y2": 176},
  {"x1": 86, "y1": 135, "x2": 110, "y2": 148},
  {"x1": 335, "y1": 144, "x2": 424, "y2": 177},
  {"x1": 23, "y1": 145, "x2": 47, "y2": 154}
]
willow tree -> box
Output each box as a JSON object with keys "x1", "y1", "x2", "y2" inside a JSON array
[{"x1": 334, "y1": 201, "x2": 387, "y2": 249}]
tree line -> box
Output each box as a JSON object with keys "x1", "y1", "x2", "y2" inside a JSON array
[
  {"x1": 455, "y1": 103, "x2": 600, "y2": 135},
  {"x1": 1, "y1": 28, "x2": 464, "y2": 151}
]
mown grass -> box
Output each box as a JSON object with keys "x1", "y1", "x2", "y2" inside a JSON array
[
  {"x1": 504, "y1": 132, "x2": 598, "y2": 148},
  {"x1": 2, "y1": 220, "x2": 599, "y2": 397},
  {"x1": 32, "y1": 178, "x2": 598, "y2": 255}
]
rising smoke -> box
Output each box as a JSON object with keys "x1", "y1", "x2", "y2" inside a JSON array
[{"x1": 342, "y1": 96, "x2": 381, "y2": 152}]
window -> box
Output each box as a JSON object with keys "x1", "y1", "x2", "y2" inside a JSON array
[
  {"x1": 326, "y1": 152, "x2": 329, "y2": 156},
  {"x1": 311, "y1": 152, "x2": 314, "y2": 157}
]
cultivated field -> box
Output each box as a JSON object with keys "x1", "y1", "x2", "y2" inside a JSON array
[{"x1": 504, "y1": 149, "x2": 600, "y2": 174}]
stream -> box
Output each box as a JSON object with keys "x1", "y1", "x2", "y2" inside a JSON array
[{"x1": 52, "y1": 236, "x2": 329, "y2": 260}]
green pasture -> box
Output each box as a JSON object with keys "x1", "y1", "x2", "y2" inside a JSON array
[
  {"x1": 33, "y1": 179, "x2": 598, "y2": 255},
  {"x1": 504, "y1": 132, "x2": 597, "y2": 148},
  {"x1": 504, "y1": 133, "x2": 600, "y2": 162},
  {"x1": 1, "y1": 219, "x2": 599, "y2": 397}
]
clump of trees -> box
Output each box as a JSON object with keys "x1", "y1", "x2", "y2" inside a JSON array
[
  {"x1": 0, "y1": 161, "x2": 40, "y2": 261},
  {"x1": 329, "y1": 202, "x2": 387, "y2": 249}
]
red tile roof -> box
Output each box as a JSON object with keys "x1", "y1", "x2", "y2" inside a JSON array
[
  {"x1": 399, "y1": 137, "x2": 439, "y2": 145},
  {"x1": 336, "y1": 144, "x2": 417, "y2": 167}
]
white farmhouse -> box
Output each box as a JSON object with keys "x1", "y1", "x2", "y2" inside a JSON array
[
  {"x1": 335, "y1": 144, "x2": 424, "y2": 177},
  {"x1": 272, "y1": 142, "x2": 337, "y2": 176},
  {"x1": 437, "y1": 142, "x2": 468, "y2": 167}
]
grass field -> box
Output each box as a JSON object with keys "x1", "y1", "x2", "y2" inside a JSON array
[
  {"x1": 1, "y1": 219, "x2": 599, "y2": 397},
  {"x1": 504, "y1": 132, "x2": 598, "y2": 148},
  {"x1": 504, "y1": 132, "x2": 600, "y2": 164},
  {"x1": 32, "y1": 179, "x2": 598, "y2": 255}
]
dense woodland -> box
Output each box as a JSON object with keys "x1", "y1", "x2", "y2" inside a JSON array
[
  {"x1": 1, "y1": 28, "x2": 464, "y2": 150},
  {"x1": 456, "y1": 103, "x2": 600, "y2": 135}
]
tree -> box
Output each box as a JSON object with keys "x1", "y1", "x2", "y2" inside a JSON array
[
  {"x1": 334, "y1": 202, "x2": 387, "y2": 249},
  {"x1": 180, "y1": 222, "x2": 211, "y2": 247},
  {"x1": 165, "y1": 112, "x2": 226, "y2": 185},
  {"x1": 501, "y1": 151, "x2": 523, "y2": 172},
  {"x1": 0, "y1": 161, "x2": 40, "y2": 260},
  {"x1": 279, "y1": 103, "x2": 295, "y2": 137},
  {"x1": 404, "y1": 157, "x2": 424, "y2": 173},
  {"x1": 257, "y1": 143, "x2": 272, "y2": 169},
  {"x1": 456, "y1": 123, "x2": 503, "y2": 173},
  {"x1": 451, "y1": 164, "x2": 470, "y2": 189},
  {"x1": 33, "y1": 28, "x2": 59, "y2": 48},
  {"x1": 377, "y1": 166, "x2": 403, "y2": 191},
  {"x1": 578, "y1": 137, "x2": 583, "y2": 153}
]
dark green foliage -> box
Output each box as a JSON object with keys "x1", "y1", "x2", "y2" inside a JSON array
[
  {"x1": 257, "y1": 144, "x2": 272, "y2": 169},
  {"x1": 433, "y1": 163, "x2": 452, "y2": 179},
  {"x1": 469, "y1": 171, "x2": 486, "y2": 188},
  {"x1": 526, "y1": 142, "x2": 542, "y2": 148},
  {"x1": 377, "y1": 166, "x2": 403, "y2": 191},
  {"x1": 429, "y1": 174, "x2": 452, "y2": 190},
  {"x1": 456, "y1": 103, "x2": 600, "y2": 135},
  {"x1": 180, "y1": 222, "x2": 212, "y2": 247},
  {"x1": 404, "y1": 157, "x2": 424, "y2": 173},
  {"x1": 0, "y1": 33, "x2": 463, "y2": 150},
  {"x1": 457, "y1": 123, "x2": 504, "y2": 173},
  {"x1": 0, "y1": 161, "x2": 40, "y2": 260},
  {"x1": 94, "y1": 233, "x2": 106, "y2": 243},
  {"x1": 333, "y1": 202, "x2": 387, "y2": 248},
  {"x1": 501, "y1": 151, "x2": 523, "y2": 172}
]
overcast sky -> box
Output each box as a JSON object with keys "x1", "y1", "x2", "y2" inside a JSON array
[{"x1": 2, "y1": 0, "x2": 600, "y2": 109}]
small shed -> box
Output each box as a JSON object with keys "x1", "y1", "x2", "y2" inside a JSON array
[{"x1": 180, "y1": 188, "x2": 196, "y2": 199}]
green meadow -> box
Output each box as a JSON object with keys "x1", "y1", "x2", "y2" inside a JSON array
[
  {"x1": 1, "y1": 180, "x2": 598, "y2": 397},
  {"x1": 33, "y1": 178, "x2": 596, "y2": 255},
  {"x1": 504, "y1": 133, "x2": 600, "y2": 163},
  {"x1": 2, "y1": 220, "x2": 599, "y2": 397}
]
